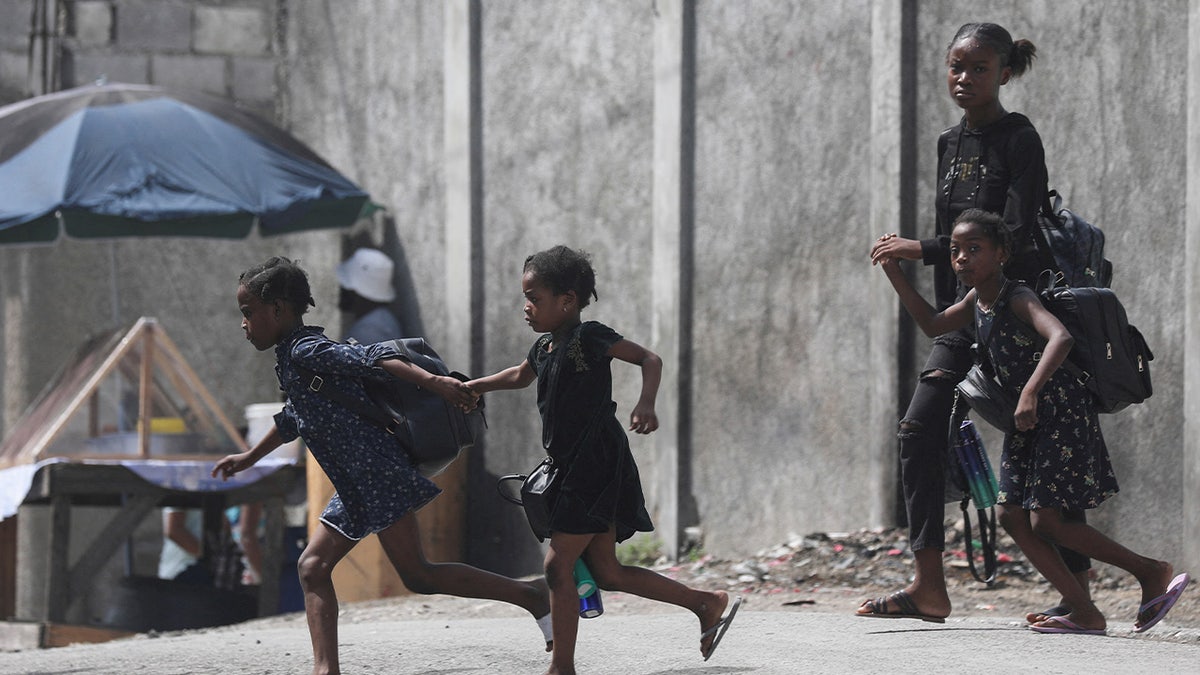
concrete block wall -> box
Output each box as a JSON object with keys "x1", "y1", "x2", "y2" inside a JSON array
[
  {"x1": 0, "y1": 0, "x2": 276, "y2": 114},
  {"x1": 3, "y1": 0, "x2": 1198, "y2": 577}
]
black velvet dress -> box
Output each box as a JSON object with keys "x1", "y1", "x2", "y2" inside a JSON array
[{"x1": 527, "y1": 321, "x2": 654, "y2": 542}]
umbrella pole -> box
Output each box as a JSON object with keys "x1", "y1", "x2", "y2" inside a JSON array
[{"x1": 108, "y1": 241, "x2": 120, "y2": 326}]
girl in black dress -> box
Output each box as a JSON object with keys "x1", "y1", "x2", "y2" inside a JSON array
[
  {"x1": 468, "y1": 245, "x2": 740, "y2": 674},
  {"x1": 879, "y1": 209, "x2": 1189, "y2": 635}
]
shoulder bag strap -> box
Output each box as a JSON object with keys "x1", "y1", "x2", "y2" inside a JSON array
[
  {"x1": 293, "y1": 364, "x2": 401, "y2": 435},
  {"x1": 961, "y1": 503, "x2": 998, "y2": 585},
  {"x1": 1001, "y1": 283, "x2": 1092, "y2": 387},
  {"x1": 949, "y1": 392, "x2": 998, "y2": 586}
]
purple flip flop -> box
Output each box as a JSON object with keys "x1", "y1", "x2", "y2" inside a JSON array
[
  {"x1": 1134, "y1": 572, "x2": 1191, "y2": 633},
  {"x1": 1030, "y1": 616, "x2": 1106, "y2": 636}
]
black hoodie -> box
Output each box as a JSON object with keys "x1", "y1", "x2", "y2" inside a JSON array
[{"x1": 920, "y1": 111, "x2": 1049, "y2": 311}]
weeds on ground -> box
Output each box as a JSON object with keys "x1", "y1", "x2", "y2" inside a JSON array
[{"x1": 616, "y1": 533, "x2": 664, "y2": 566}]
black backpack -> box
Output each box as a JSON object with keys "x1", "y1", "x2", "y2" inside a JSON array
[
  {"x1": 1034, "y1": 191, "x2": 1113, "y2": 289},
  {"x1": 296, "y1": 337, "x2": 484, "y2": 476},
  {"x1": 1028, "y1": 275, "x2": 1154, "y2": 414},
  {"x1": 1020, "y1": 182, "x2": 1149, "y2": 413}
]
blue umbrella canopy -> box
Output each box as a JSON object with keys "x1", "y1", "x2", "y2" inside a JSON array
[{"x1": 0, "y1": 83, "x2": 373, "y2": 244}]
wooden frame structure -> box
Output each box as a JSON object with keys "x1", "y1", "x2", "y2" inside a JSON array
[
  {"x1": 0, "y1": 317, "x2": 247, "y2": 468},
  {"x1": 0, "y1": 318, "x2": 300, "y2": 645}
]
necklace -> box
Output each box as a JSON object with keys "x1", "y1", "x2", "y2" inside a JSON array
[{"x1": 976, "y1": 279, "x2": 1009, "y2": 317}]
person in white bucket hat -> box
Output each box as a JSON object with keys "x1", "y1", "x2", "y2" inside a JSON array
[{"x1": 337, "y1": 248, "x2": 405, "y2": 344}]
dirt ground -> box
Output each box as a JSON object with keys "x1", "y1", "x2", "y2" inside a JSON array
[{"x1": 255, "y1": 524, "x2": 1199, "y2": 632}]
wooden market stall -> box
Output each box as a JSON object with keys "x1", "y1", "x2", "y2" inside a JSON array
[{"x1": 0, "y1": 318, "x2": 302, "y2": 647}]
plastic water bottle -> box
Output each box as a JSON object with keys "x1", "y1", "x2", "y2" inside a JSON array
[
  {"x1": 578, "y1": 588, "x2": 604, "y2": 618},
  {"x1": 573, "y1": 559, "x2": 596, "y2": 597},
  {"x1": 573, "y1": 559, "x2": 603, "y2": 618}
]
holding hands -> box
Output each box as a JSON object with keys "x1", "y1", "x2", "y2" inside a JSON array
[
  {"x1": 870, "y1": 233, "x2": 922, "y2": 267},
  {"x1": 428, "y1": 374, "x2": 481, "y2": 412}
]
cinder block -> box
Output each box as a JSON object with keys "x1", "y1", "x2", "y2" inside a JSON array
[
  {"x1": 231, "y1": 56, "x2": 274, "y2": 104},
  {"x1": 115, "y1": 0, "x2": 192, "y2": 51},
  {"x1": 194, "y1": 6, "x2": 268, "y2": 55},
  {"x1": 152, "y1": 54, "x2": 226, "y2": 96},
  {"x1": 67, "y1": 52, "x2": 150, "y2": 86},
  {"x1": 0, "y1": 621, "x2": 43, "y2": 651},
  {"x1": 73, "y1": 1, "x2": 113, "y2": 47}
]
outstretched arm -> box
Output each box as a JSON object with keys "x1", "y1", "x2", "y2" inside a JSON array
[
  {"x1": 380, "y1": 357, "x2": 478, "y2": 411},
  {"x1": 212, "y1": 424, "x2": 284, "y2": 480},
  {"x1": 878, "y1": 258, "x2": 973, "y2": 337},
  {"x1": 608, "y1": 339, "x2": 661, "y2": 434},
  {"x1": 466, "y1": 361, "x2": 536, "y2": 394}
]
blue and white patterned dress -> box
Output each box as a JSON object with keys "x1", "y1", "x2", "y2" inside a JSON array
[
  {"x1": 980, "y1": 285, "x2": 1119, "y2": 511},
  {"x1": 272, "y1": 325, "x2": 441, "y2": 540}
]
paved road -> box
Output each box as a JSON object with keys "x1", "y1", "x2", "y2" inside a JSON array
[{"x1": 2, "y1": 608, "x2": 1198, "y2": 674}]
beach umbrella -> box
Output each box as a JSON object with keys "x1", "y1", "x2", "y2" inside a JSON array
[{"x1": 0, "y1": 82, "x2": 373, "y2": 244}]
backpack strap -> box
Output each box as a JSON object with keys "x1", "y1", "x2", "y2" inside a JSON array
[
  {"x1": 293, "y1": 364, "x2": 403, "y2": 435},
  {"x1": 1031, "y1": 191, "x2": 1067, "y2": 285},
  {"x1": 974, "y1": 279, "x2": 1015, "y2": 371},
  {"x1": 1002, "y1": 280, "x2": 1094, "y2": 390}
]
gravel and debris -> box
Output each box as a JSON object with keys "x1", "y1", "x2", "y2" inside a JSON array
[
  {"x1": 237, "y1": 522, "x2": 1198, "y2": 635},
  {"x1": 637, "y1": 523, "x2": 1199, "y2": 629}
]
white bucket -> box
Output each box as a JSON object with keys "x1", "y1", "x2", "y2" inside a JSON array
[{"x1": 244, "y1": 402, "x2": 303, "y2": 460}]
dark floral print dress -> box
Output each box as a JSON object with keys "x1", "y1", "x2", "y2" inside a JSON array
[
  {"x1": 978, "y1": 284, "x2": 1119, "y2": 511},
  {"x1": 273, "y1": 326, "x2": 441, "y2": 540},
  {"x1": 528, "y1": 321, "x2": 653, "y2": 542}
]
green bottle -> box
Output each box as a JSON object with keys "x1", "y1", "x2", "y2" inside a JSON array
[{"x1": 573, "y1": 558, "x2": 596, "y2": 598}]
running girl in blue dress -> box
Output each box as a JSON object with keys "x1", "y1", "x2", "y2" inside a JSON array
[
  {"x1": 213, "y1": 257, "x2": 552, "y2": 675},
  {"x1": 877, "y1": 210, "x2": 1189, "y2": 635},
  {"x1": 467, "y1": 246, "x2": 740, "y2": 674}
]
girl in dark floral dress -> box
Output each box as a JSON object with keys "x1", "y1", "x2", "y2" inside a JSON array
[
  {"x1": 214, "y1": 257, "x2": 551, "y2": 675},
  {"x1": 467, "y1": 246, "x2": 739, "y2": 675},
  {"x1": 878, "y1": 210, "x2": 1188, "y2": 636}
]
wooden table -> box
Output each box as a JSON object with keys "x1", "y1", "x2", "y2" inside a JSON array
[{"x1": 18, "y1": 461, "x2": 302, "y2": 623}]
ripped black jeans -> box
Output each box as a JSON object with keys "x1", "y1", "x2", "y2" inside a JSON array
[{"x1": 899, "y1": 341, "x2": 1091, "y2": 574}]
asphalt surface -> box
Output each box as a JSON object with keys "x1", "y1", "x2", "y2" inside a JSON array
[{"x1": 2, "y1": 603, "x2": 1199, "y2": 674}]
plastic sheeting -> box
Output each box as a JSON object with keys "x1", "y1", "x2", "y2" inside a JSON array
[{"x1": 0, "y1": 457, "x2": 297, "y2": 521}]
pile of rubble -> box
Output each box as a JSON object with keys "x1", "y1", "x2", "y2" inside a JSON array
[
  {"x1": 643, "y1": 523, "x2": 1200, "y2": 629},
  {"x1": 656, "y1": 523, "x2": 1034, "y2": 596}
]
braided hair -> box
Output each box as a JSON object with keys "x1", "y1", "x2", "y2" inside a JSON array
[{"x1": 239, "y1": 256, "x2": 316, "y2": 316}]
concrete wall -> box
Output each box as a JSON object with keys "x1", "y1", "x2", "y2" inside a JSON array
[{"x1": 2, "y1": 0, "x2": 1197, "y2": 578}]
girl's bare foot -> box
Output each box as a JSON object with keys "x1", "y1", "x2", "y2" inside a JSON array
[
  {"x1": 856, "y1": 585, "x2": 950, "y2": 621},
  {"x1": 1135, "y1": 564, "x2": 1190, "y2": 632},
  {"x1": 1135, "y1": 561, "x2": 1175, "y2": 615},
  {"x1": 1025, "y1": 603, "x2": 1070, "y2": 625},
  {"x1": 1031, "y1": 610, "x2": 1107, "y2": 635},
  {"x1": 697, "y1": 591, "x2": 729, "y2": 657}
]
